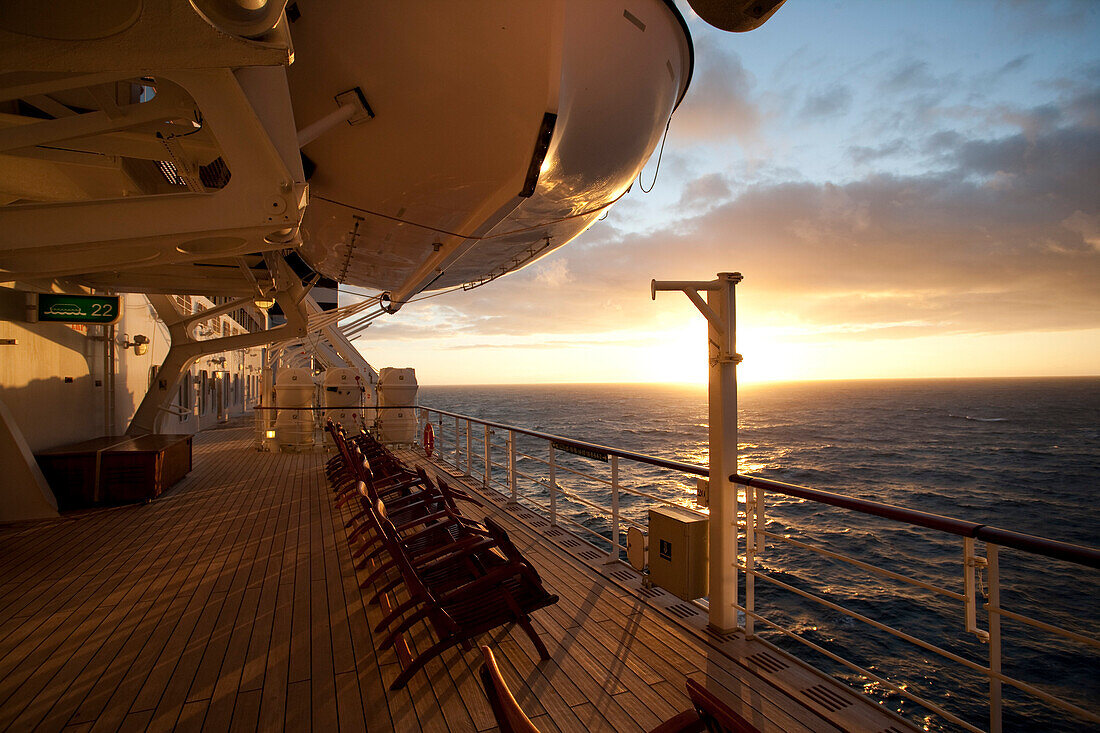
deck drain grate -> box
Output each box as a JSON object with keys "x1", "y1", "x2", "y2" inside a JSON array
[
  {"x1": 578, "y1": 550, "x2": 601, "y2": 561},
  {"x1": 531, "y1": 520, "x2": 548, "y2": 527},
  {"x1": 801, "y1": 684, "x2": 853, "y2": 712},
  {"x1": 560, "y1": 539, "x2": 580, "y2": 548},
  {"x1": 666, "y1": 603, "x2": 699, "y2": 619},
  {"x1": 545, "y1": 528, "x2": 563, "y2": 537},
  {"x1": 638, "y1": 587, "x2": 664, "y2": 599},
  {"x1": 609, "y1": 570, "x2": 635, "y2": 582},
  {"x1": 876, "y1": 728, "x2": 906, "y2": 733},
  {"x1": 746, "y1": 652, "x2": 788, "y2": 673},
  {"x1": 518, "y1": 512, "x2": 535, "y2": 519}
]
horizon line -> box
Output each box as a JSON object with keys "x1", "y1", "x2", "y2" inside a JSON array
[{"x1": 415, "y1": 374, "x2": 1100, "y2": 388}]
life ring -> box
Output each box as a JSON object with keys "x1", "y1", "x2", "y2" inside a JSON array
[{"x1": 423, "y1": 422, "x2": 435, "y2": 457}]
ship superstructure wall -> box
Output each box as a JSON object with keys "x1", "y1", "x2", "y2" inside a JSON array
[{"x1": 0, "y1": 287, "x2": 264, "y2": 453}]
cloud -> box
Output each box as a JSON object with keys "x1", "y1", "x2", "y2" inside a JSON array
[
  {"x1": 677, "y1": 173, "x2": 733, "y2": 210},
  {"x1": 799, "y1": 85, "x2": 853, "y2": 119},
  {"x1": 848, "y1": 138, "x2": 911, "y2": 165},
  {"x1": 880, "y1": 60, "x2": 939, "y2": 92},
  {"x1": 668, "y1": 46, "x2": 760, "y2": 143},
  {"x1": 354, "y1": 88, "x2": 1100, "y2": 350},
  {"x1": 995, "y1": 54, "x2": 1032, "y2": 77},
  {"x1": 534, "y1": 258, "x2": 572, "y2": 288}
]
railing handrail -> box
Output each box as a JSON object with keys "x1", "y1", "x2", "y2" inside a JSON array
[
  {"x1": 419, "y1": 404, "x2": 1100, "y2": 570},
  {"x1": 734, "y1": 474, "x2": 1100, "y2": 570},
  {"x1": 421, "y1": 405, "x2": 709, "y2": 476},
  {"x1": 251, "y1": 405, "x2": 410, "y2": 411}
]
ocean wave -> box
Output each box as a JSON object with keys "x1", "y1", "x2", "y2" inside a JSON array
[{"x1": 949, "y1": 414, "x2": 1009, "y2": 422}]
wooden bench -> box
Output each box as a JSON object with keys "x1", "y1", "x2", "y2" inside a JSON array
[{"x1": 36, "y1": 434, "x2": 192, "y2": 507}]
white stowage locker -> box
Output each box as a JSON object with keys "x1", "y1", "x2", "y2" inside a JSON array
[
  {"x1": 323, "y1": 368, "x2": 375, "y2": 433},
  {"x1": 377, "y1": 367, "x2": 418, "y2": 444},
  {"x1": 274, "y1": 368, "x2": 316, "y2": 449}
]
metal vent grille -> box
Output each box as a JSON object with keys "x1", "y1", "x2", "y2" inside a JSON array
[
  {"x1": 801, "y1": 684, "x2": 853, "y2": 712},
  {"x1": 666, "y1": 603, "x2": 699, "y2": 618},
  {"x1": 199, "y1": 157, "x2": 231, "y2": 189},
  {"x1": 746, "y1": 652, "x2": 788, "y2": 673}
]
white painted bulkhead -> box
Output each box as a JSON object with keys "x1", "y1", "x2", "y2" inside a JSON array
[{"x1": 0, "y1": 286, "x2": 265, "y2": 519}]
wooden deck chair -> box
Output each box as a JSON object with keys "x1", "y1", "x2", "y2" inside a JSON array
[
  {"x1": 379, "y1": 519, "x2": 557, "y2": 690},
  {"x1": 685, "y1": 678, "x2": 760, "y2": 733},
  {"x1": 478, "y1": 646, "x2": 708, "y2": 733}
]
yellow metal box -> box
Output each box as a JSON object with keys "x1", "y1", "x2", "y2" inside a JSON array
[{"x1": 648, "y1": 505, "x2": 709, "y2": 601}]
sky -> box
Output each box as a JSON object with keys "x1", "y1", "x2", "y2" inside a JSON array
[{"x1": 348, "y1": 0, "x2": 1100, "y2": 385}]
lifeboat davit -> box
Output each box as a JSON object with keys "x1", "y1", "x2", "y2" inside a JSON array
[{"x1": 285, "y1": 0, "x2": 693, "y2": 303}]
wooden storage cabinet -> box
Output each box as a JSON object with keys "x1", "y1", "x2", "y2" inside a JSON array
[{"x1": 36, "y1": 434, "x2": 192, "y2": 508}]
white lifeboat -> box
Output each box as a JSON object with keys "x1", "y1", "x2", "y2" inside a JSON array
[{"x1": 285, "y1": 0, "x2": 693, "y2": 301}]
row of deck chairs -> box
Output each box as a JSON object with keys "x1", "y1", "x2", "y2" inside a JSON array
[{"x1": 324, "y1": 420, "x2": 559, "y2": 691}]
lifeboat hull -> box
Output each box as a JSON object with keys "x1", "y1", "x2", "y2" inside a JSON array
[{"x1": 286, "y1": 0, "x2": 692, "y2": 298}]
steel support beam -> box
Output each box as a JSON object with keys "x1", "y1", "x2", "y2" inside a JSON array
[{"x1": 126, "y1": 257, "x2": 309, "y2": 435}]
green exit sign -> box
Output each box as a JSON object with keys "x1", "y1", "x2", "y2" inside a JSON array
[{"x1": 36, "y1": 294, "x2": 120, "y2": 325}]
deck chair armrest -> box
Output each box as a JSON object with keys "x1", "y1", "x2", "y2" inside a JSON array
[
  {"x1": 647, "y1": 710, "x2": 705, "y2": 733},
  {"x1": 412, "y1": 535, "x2": 496, "y2": 568},
  {"x1": 374, "y1": 475, "x2": 425, "y2": 495},
  {"x1": 394, "y1": 509, "x2": 458, "y2": 535},
  {"x1": 478, "y1": 646, "x2": 542, "y2": 733},
  {"x1": 684, "y1": 678, "x2": 760, "y2": 733},
  {"x1": 438, "y1": 562, "x2": 529, "y2": 602}
]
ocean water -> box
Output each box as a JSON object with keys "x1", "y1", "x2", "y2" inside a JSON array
[{"x1": 419, "y1": 377, "x2": 1100, "y2": 732}]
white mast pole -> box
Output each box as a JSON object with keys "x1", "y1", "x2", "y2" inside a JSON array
[{"x1": 652, "y1": 272, "x2": 742, "y2": 632}]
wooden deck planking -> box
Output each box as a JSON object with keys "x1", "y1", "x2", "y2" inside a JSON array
[
  {"x1": 0, "y1": 424, "x2": 914, "y2": 732},
  {"x1": 1, "y1": 436, "x2": 254, "y2": 731}
]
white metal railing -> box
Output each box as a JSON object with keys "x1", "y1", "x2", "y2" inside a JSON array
[
  {"x1": 420, "y1": 406, "x2": 698, "y2": 561},
  {"x1": 415, "y1": 405, "x2": 1100, "y2": 733}
]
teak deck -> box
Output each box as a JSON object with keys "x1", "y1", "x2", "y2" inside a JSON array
[{"x1": 0, "y1": 422, "x2": 913, "y2": 732}]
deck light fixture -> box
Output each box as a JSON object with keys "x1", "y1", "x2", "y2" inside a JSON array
[{"x1": 121, "y1": 334, "x2": 150, "y2": 356}]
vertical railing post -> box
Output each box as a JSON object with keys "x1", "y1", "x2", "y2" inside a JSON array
[
  {"x1": 508, "y1": 429, "x2": 517, "y2": 503},
  {"x1": 988, "y1": 544, "x2": 1002, "y2": 733},
  {"x1": 609, "y1": 455, "x2": 620, "y2": 562},
  {"x1": 454, "y1": 415, "x2": 459, "y2": 469},
  {"x1": 484, "y1": 423, "x2": 491, "y2": 488},
  {"x1": 465, "y1": 419, "x2": 472, "y2": 476},
  {"x1": 744, "y1": 482, "x2": 754, "y2": 637},
  {"x1": 548, "y1": 442, "x2": 557, "y2": 526}
]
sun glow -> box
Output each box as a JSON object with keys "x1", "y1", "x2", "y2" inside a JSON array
[{"x1": 635, "y1": 319, "x2": 805, "y2": 385}]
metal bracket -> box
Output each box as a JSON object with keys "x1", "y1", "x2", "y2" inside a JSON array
[
  {"x1": 652, "y1": 273, "x2": 743, "y2": 362},
  {"x1": 964, "y1": 537, "x2": 990, "y2": 642}
]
